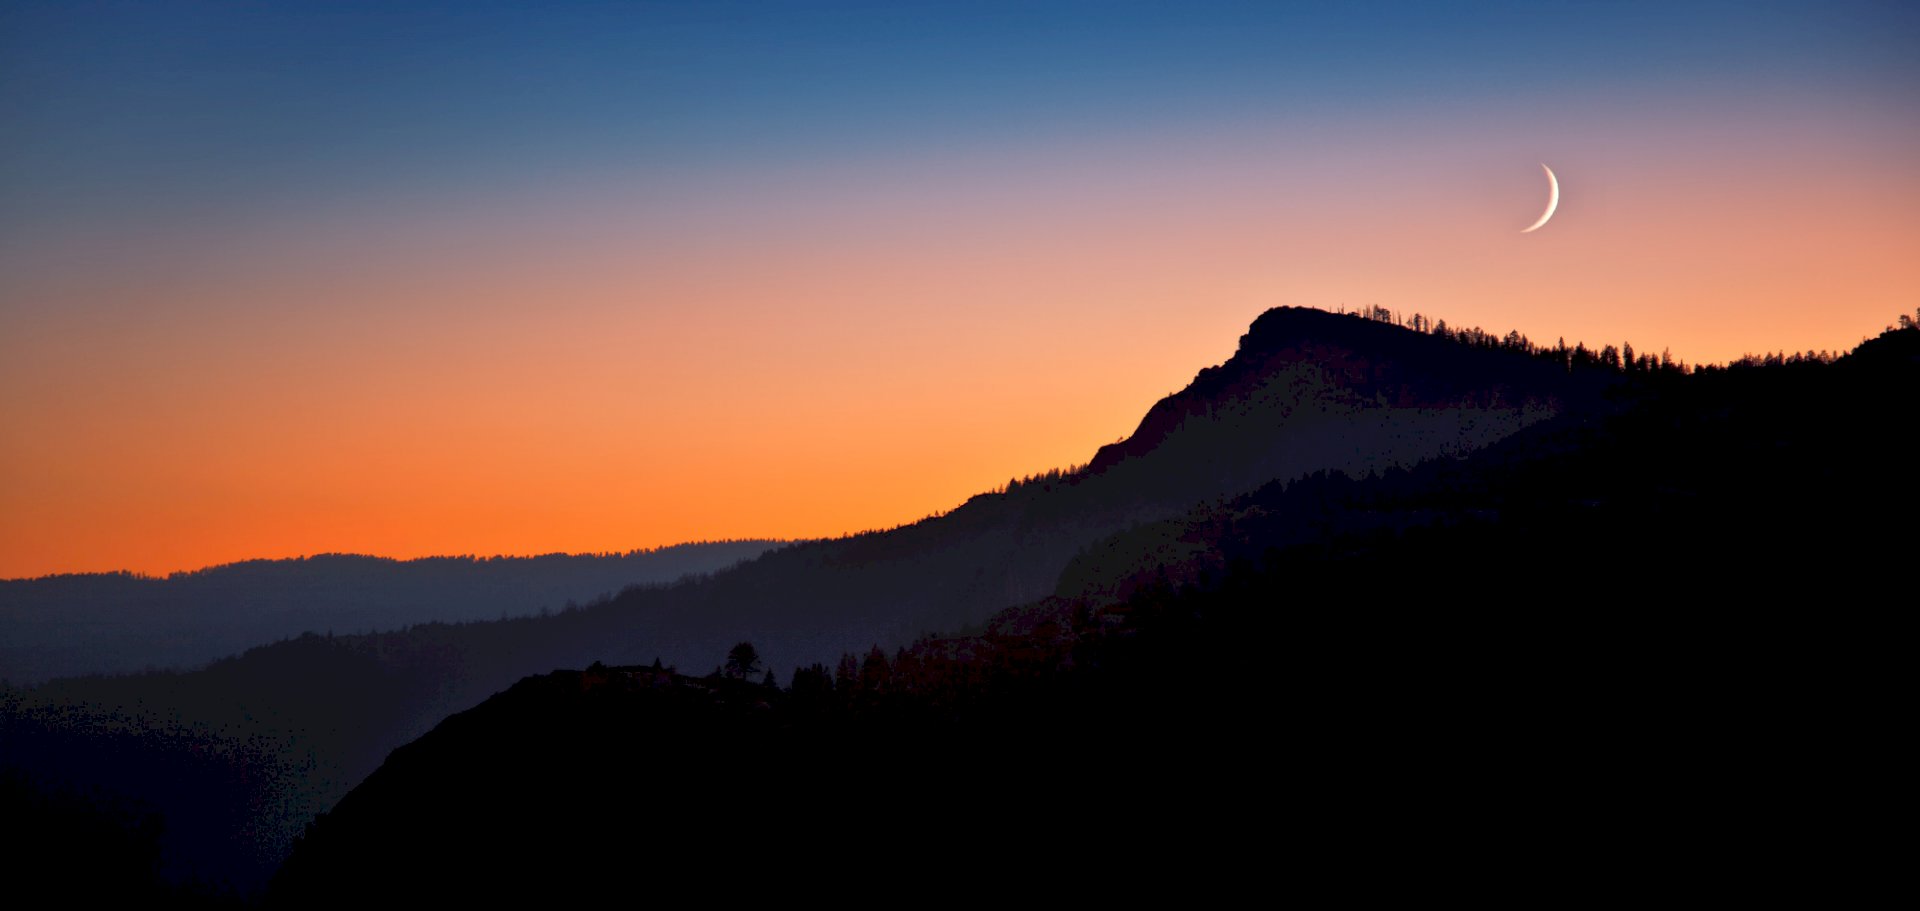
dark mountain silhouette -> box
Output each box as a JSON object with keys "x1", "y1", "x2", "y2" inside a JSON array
[
  {"x1": 10, "y1": 307, "x2": 1587, "y2": 891},
  {"x1": 1065, "y1": 314, "x2": 1918, "y2": 603},
  {"x1": 0, "y1": 542, "x2": 781, "y2": 685},
  {"x1": 262, "y1": 317, "x2": 1915, "y2": 901},
  {"x1": 13, "y1": 306, "x2": 1912, "y2": 897},
  {"x1": 589, "y1": 305, "x2": 1598, "y2": 674}
]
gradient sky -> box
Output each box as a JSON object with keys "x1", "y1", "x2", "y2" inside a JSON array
[{"x1": 3, "y1": 1, "x2": 1917, "y2": 577}]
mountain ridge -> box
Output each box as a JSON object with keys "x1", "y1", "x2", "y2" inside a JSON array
[
  {"x1": 3, "y1": 304, "x2": 1709, "y2": 892},
  {"x1": 261, "y1": 316, "x2": 1919, "y2": 901}
]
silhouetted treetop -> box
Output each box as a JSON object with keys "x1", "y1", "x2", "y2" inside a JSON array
[{"x1": 724, "y1": 643, "x2": 763, "y2": 681}]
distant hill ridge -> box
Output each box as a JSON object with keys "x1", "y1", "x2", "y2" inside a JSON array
[{"x1": 0, "y1": 542, "x2": 784, "y2": 684}]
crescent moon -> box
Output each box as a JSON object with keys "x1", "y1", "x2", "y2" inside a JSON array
[{"x1": 1520, "y1": 163, "x2": 1559, "y2": 233}]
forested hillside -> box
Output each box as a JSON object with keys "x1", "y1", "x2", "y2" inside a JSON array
[
  {"x1": 271, "y1": 312, "x2": 1917, "y2": 899},
  {"x1": 11, "y1": 307, "x2": 1912, "y2": 898}
]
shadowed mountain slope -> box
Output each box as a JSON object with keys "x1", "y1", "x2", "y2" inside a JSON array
[
  {"x1": 1063, "y1": 318, "x2": 1918, "y2": 603},
  {"x1": 263, "y1": 321, "x2": 1917, "y2": 903},
  {"x1": 598, "y1": 306, "x2": 1596, "y2": 672},
  {"x1": 3, "y1": 306, "x2": 1608, "y2": 892}
]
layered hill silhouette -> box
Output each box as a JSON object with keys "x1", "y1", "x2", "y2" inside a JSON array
[
  {"x1": 0, "y1": 543, "x2": 782, "y2": 685},
  {"x1": 264, "y1": 316, "x2": 1916, "y2": 901},
  {"x1": 11, "y1": 306, "x2": 1913, "y2": 897}
]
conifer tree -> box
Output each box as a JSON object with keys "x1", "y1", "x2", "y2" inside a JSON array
[{"x1": 724, "y1": 642, "x2": 762, "y2": 680}]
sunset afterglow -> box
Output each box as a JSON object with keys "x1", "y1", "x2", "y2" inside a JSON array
[{"x1": 3, "y1": 2, "x2": 1915, "y2": 577}]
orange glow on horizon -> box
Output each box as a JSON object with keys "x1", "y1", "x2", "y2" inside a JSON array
[{"x1": 4, "y1": 112, "x2": 1917, "y2": 578}]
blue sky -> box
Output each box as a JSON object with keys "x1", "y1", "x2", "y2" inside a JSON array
[{"x1": 4, "y1": 1, "x2": 1913, "y2": 233}]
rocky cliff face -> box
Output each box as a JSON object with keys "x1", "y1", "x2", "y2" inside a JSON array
[{"x1": 1076, "y1": 307, "x2": 1584, "y2": 520}]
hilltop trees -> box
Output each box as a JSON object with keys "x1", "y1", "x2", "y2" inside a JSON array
[
  {"x1": 723, "y1": 642, "x2": 762, "y2": 680},
  {"x1": 1336, "y1": 303, "x2": 1696, "y2": 376},
  {"x1": 834, "y1": 654, "x2": 858, "y2": 691},
  {"x1": 789, "y1": 663, "x2": 833, "y2": 702},
  {"x1": 860, "y1": 646, "x2": 891, "y2": 692}
]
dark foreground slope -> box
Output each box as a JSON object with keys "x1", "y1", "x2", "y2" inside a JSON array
[
  {"x1": 5, "y1": 307, "x2": 1586, "y2": 891},
  {"x1": 268, "y1": 323, "x2": 1915, "y2": 902},
  {"x1": 268, "y1": 651, "x2": 1283, "y2": 904}
]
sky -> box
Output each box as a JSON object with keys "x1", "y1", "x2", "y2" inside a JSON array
[{"x1": 3, "y1": 1, "x2": 1917, "y2": 578}]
